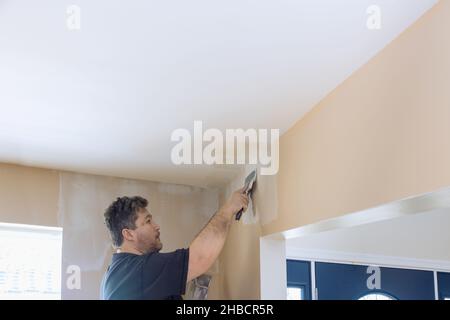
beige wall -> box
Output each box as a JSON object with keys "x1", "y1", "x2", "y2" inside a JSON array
[
  {"x1": 0, "y1": 162, "x2": 219, "y2": 299},
  {"x1": 267, "y1": 0, "x2": 450, "y2": 235},
  {"x1": 0, "y1": 163, "x2": 59, "y2": 226},
  {"x1": 217, "y1": 0, "x2": 450, "y2": 299},
  {"x1": 215, "y1": 165, "x2": 278, "y2": 299}
]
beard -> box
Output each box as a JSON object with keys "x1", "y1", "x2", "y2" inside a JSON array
[{"x1": 138, "y1": 235, "x2": 162, "y2": 254}]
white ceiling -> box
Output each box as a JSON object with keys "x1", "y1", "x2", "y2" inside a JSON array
[
  {"x1": 286, "y1": 208, "x2": 450, "y2": 262},
  {"x1": 0, "y1": 0, "x2": 438, "y2": 187}
]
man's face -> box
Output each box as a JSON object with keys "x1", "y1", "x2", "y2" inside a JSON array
[{"x1": 131, "y1": 208, "x2": 162, "y2": 254}]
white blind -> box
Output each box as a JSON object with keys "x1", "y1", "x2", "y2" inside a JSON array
[{"x1": 0, "y1": 223, "x2": 62, "y2": 300}]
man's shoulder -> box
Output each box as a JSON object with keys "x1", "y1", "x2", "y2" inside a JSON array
[{"x1": 109, "y1": 249, "x2": 189, "y2": 271}]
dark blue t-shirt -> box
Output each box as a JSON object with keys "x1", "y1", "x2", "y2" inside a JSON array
[{"x1": 101, "y1": 248, "x2": 189, "y2": 300}]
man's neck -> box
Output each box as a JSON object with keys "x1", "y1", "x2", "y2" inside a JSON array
[{"x1": 117, "y1": 244, "x2": 143, "y2": 255}]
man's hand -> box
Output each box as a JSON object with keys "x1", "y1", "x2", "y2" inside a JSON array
[{"x1": 221, "y1": 188, "x2": 249, "y2": 219}]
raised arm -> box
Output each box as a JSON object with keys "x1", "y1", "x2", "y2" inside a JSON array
[{"x1": 187, "y1": 189, "x2": 248, "y2": 282}]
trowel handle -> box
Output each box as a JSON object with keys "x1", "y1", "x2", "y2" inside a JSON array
[{"x1": 236, "y1": 185, "x2": 252, "y2": 221}]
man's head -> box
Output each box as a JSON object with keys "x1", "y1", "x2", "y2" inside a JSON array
[{"x1": 104, "y1": 196, "x2": 162, "y2": 254}]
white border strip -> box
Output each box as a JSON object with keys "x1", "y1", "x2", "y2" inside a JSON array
[
  {"x1": 434, "y1": 271, "x2": 439, "y2": 300},
  {"x1": 287, "y1": 247, "x2": 450, "y2": 273},
  {"x1": 311, "y1": 261, "x2": 317, "y2": 300},
  {"x1": 0, "y1": 222, "x2": 62, "y2": 233}
]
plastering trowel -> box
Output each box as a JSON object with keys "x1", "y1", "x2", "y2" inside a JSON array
[{"x1": 235, "y1": 169, "x2": 257, "y2": 221}]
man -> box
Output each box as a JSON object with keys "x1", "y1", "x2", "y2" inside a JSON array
[{"x1": 101, "y1": 188, "x2": 249, "y2": 300}]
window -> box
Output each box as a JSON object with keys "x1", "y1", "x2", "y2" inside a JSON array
[
  {"x1": 358, "y1": 293, "x2": 396, "y2": 300},
  {"x1": 287, "y1": 286, "x2": 304, "y2": 300},
  {"x1": 287, "y1": 260, "x2": 311, "y2": 299},
  {"x1": 0, "y1": 222, "x2": 62, "y2": 299}
]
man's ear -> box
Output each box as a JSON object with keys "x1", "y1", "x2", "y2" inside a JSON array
[{"x1": 122, "y1": 228, "x2": 135, "y2": 242}]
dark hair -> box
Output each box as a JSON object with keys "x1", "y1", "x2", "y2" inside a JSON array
[{"x1": 104, "y1": 196, "x2": 148, "y2": 247}]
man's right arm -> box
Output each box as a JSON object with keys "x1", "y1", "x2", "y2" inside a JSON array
[{"x1": 187, "y1": 189, "x2": 248, "y2": 282}]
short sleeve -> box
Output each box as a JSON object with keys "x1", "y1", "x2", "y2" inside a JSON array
[{"x1": 141, "y1": 248, "x2": 189, "y2": 299}]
